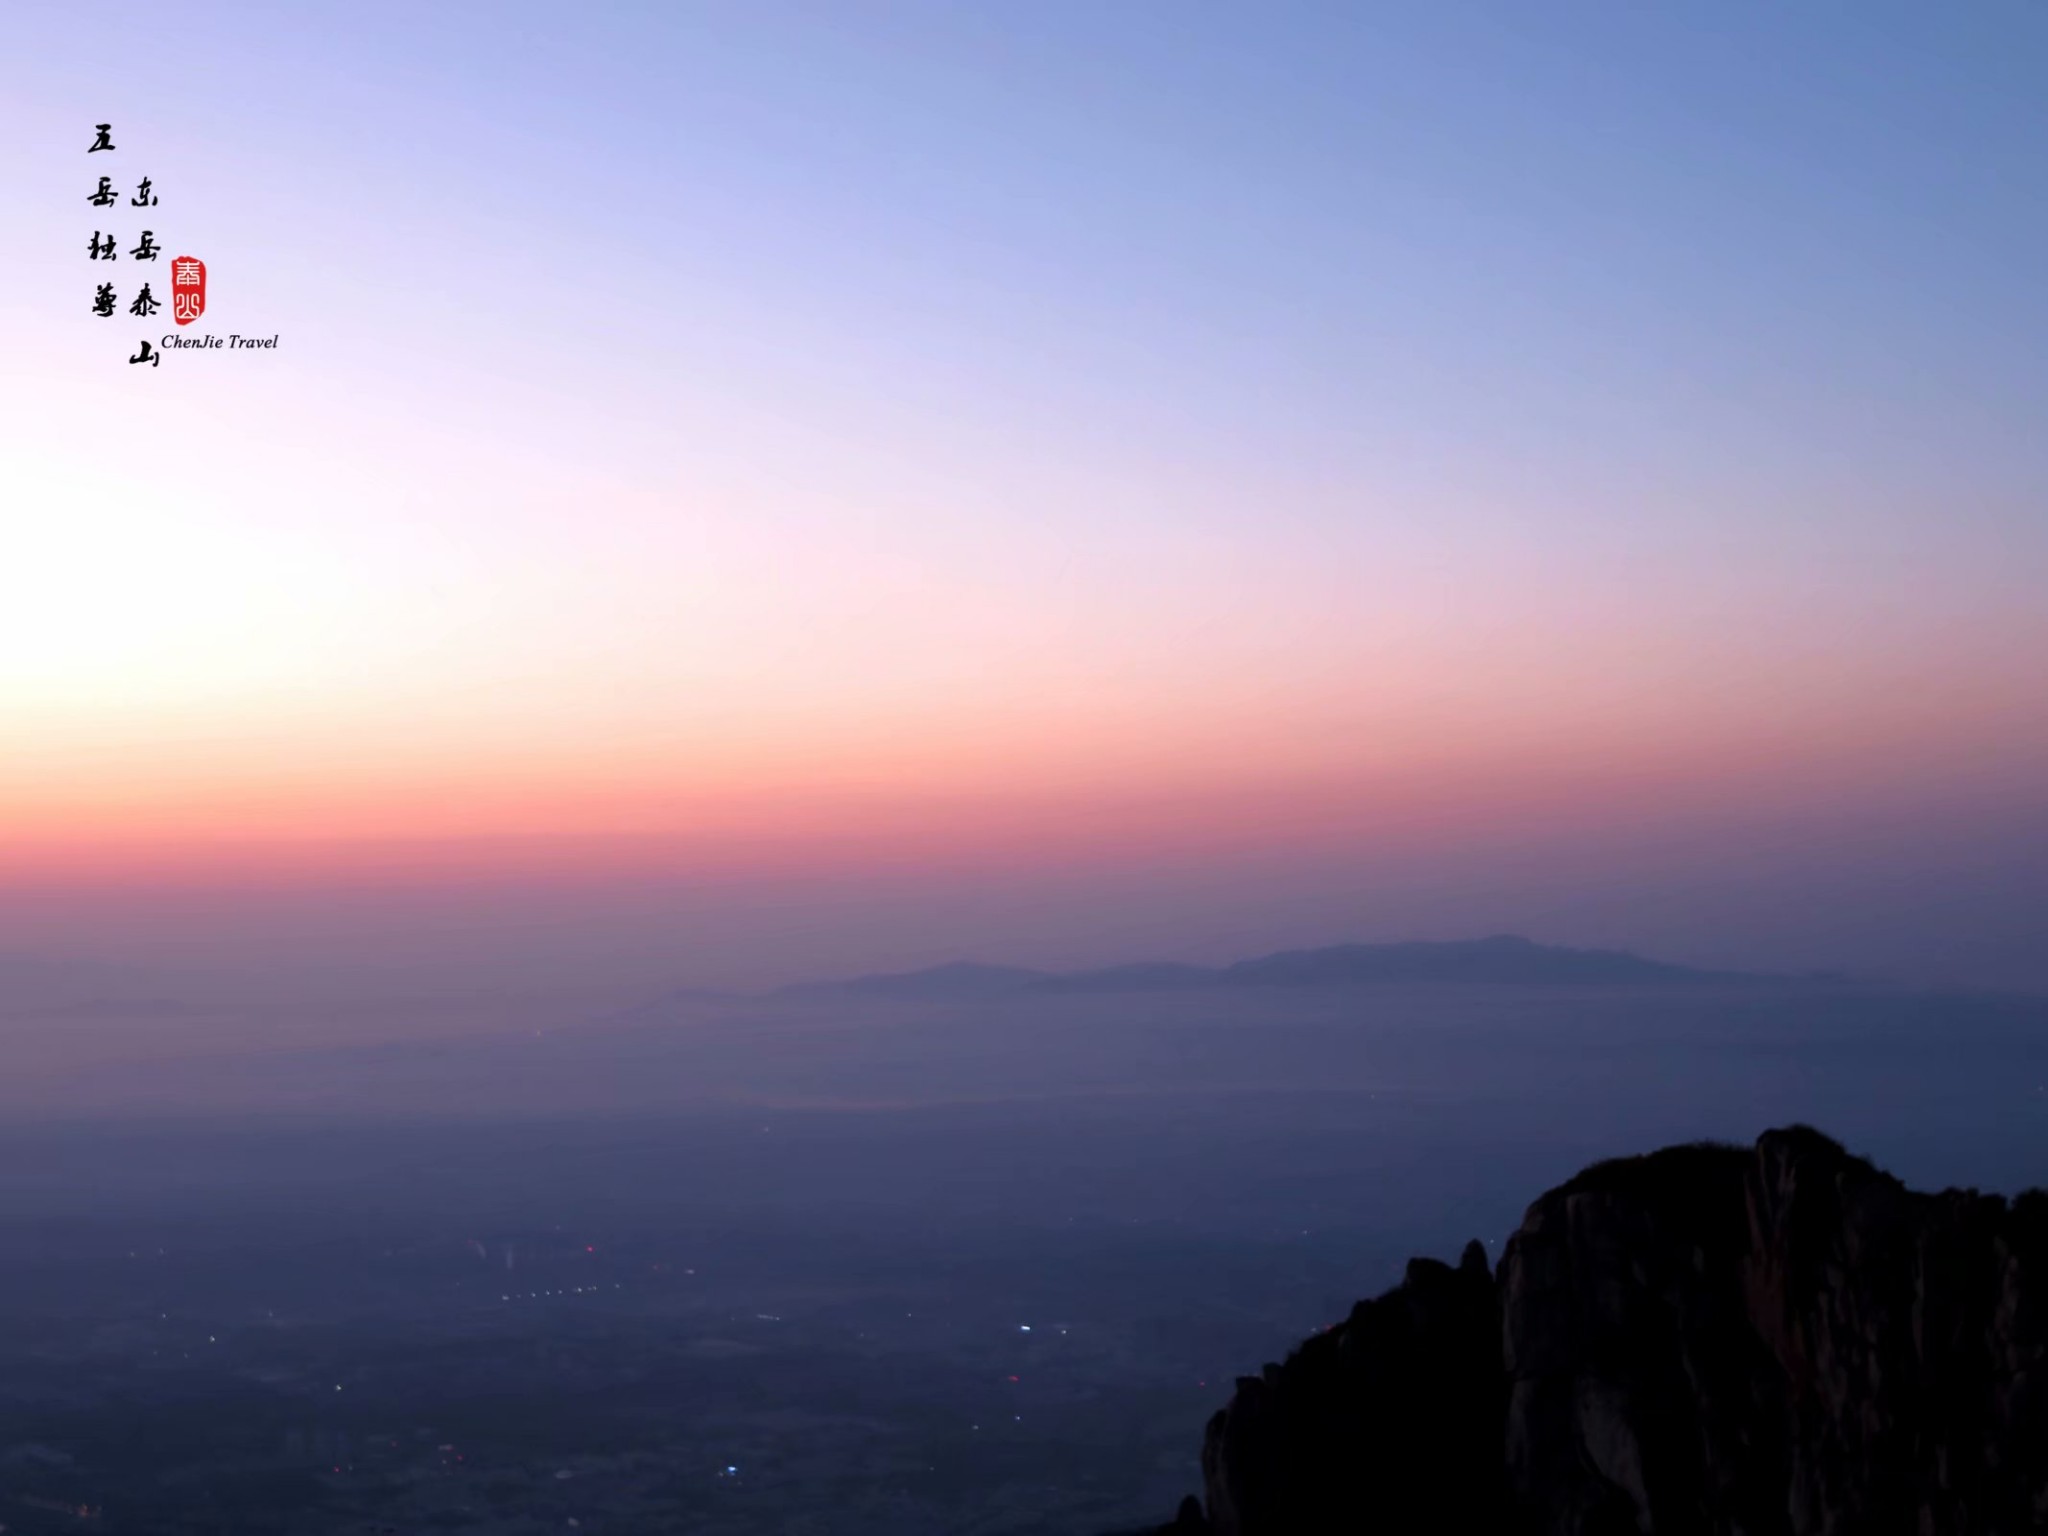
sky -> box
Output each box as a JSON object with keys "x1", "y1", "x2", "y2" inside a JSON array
[{"x1": 3, "y1": 1, "x2": 2047, "y2": 1007}]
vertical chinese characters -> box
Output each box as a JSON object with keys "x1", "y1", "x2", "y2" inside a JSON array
[{"x1": 81, "y1": 123, "x2": 197, "y2": 362}]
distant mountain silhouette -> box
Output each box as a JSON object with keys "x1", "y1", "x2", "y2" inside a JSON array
[
  {"x1": 1215, "y1": 935, "x2": 1719, "y2": 987},
  {"x1": 597, "y1": 984, "x2": 744, "y2": 1025},
  {"x1": 782, "y1": 937, "x2": 1781, "y2": 999},
  {"x1": 1033, "y1": 961, "x2": 1218, "y2": 993},
  {"x1": 777, "y1": 961, "x2": 1055, "y2": 999}
]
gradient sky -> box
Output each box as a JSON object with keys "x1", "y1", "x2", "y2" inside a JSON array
[{"x1": 4, "y1": 2, "x2": 2047, "y2": 1001}]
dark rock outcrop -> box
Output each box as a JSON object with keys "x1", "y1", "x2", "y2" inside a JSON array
[{"x1": 1148, "y1": 1127, "x2": 2048, "y2": 1535}]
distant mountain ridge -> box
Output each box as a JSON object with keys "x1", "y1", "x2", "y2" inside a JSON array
[{"x1": 778, "y1": 936, "x2": 1793, "y2": 999}]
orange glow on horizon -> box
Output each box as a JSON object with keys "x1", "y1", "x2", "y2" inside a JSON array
[{"x1": 6, "y1": 687, "x2": 2041, "y2": 893}]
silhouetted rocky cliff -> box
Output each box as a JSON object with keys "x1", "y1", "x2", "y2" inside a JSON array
[{"x1": 1141, "y1": 1127, "x2": 2048, "y2": 1535}]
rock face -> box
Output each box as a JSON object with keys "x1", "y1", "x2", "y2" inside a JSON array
[{"x1": 1156, "y1": 1127, "x2": 2048, "y2": 1535}]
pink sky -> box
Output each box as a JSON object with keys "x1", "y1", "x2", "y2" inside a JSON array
[{"x1": 4, "y1": 6, "x2": 2046, "y2": 1003}]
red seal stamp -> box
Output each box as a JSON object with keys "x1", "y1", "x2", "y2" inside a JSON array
[{"x1": 170, "y1": 255, "x2": 206, "y2": 326}]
